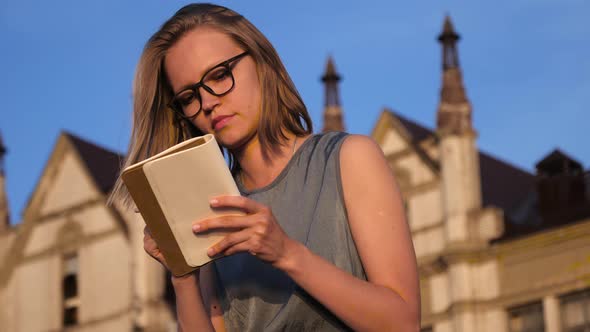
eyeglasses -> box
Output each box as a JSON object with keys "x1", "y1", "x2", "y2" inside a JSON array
[{"x1": 168, "y1": 51, "x2": 249, "y2": 119}]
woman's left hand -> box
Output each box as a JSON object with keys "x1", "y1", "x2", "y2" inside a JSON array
[{"x1": 192, "y1": 195, "x2": 296, "y2": 268}]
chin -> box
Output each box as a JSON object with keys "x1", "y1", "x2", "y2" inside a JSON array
[
  {"x1": 214, "y1": 127, "x2": 256, "y2": 152},
  {"x1": 213, "y1": 130, "x2": 242, "y2": 150}
]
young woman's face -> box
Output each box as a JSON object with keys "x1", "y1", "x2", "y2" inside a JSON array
[{"x1": 165, "y1": 27, "x2": 261, "y2": 150}]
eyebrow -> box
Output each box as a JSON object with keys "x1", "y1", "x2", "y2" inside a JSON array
[{"x1": 173, "y1": 53, "x2": 242, "y2": 95}]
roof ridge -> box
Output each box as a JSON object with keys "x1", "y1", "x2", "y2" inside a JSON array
[
  {"x1": 387, "y1": 110, "x2": 534, "y2": 177},
  {"x1": 388, "y1": 110, "x2": 434, "y2": 132},
  {"x1": 63, "y1": 131, "x2": 124, "y2": 158},
  {"x1": 386, "y1": 109, "x2": 435, "y2": 144},
  {"x1": 479, "y1": 149, "x2": 534, "y2": 177},
  {"x1": 63, "y1": 131, "x2": 124, "y2": 194}
]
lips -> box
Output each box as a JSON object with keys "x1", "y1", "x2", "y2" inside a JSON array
[{"x1": 212, "y1": 114, "x2": 235, "y2": 130}]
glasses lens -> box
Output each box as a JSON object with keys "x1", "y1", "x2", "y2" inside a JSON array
[
  {"x1": 173, "y1": 90, "x2": 201, "y2": 118},
  {"x1": 203, "y1": 66, "x2": 234, "y2": 96}
]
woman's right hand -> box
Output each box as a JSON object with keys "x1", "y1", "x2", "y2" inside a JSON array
[{"x1": 143, "y1": 226, "x2": 170, "y2": 270}]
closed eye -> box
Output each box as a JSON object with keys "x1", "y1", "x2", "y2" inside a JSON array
[
  {"x1": 177, "y1": 91, "x2": 196, "y2": 105},
  {"x1": 207, "y1": 67, "x2": 231, "y2": 82}
]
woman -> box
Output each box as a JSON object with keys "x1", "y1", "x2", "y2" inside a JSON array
[{"x1": 110, "y1": 3, "x2": 420, "y2": 331}]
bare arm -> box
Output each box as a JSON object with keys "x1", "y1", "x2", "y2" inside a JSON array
[
  {"x1": 198, "y1": 263, "x2": 226, "y2": 331},
  {"x1": 142, "y1": 227, "x2": 222, "y2": 331},
  {"x1": 170, "y1": 273, "x2": 215, "y2": 332},
  {"x1": 275, "y1": 135, "x2": 421, "y2": 331}
]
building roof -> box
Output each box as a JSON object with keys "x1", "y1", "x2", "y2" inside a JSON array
[
  {"x1": 394, "y1": 112, "x2": 434, "y2": 143},
  {"x1": 536, "y1": 148, "x2": 583, "y2": 175},
  {"x1": 392, "y1": 111, "x2": 590, "y2": 242},
  {"x1": 392, "y1": 110, "x2": 535, "y2": 216},
  {"x1": 65, "y1": 132, "x2": 123, "y2": 194}
]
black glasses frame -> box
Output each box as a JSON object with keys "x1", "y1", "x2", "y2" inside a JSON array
[{"x1": 168, "y1": 51, "x2": 249, "y2": 119}]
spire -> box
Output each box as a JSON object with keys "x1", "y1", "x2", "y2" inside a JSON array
[
  {"x1": 322, "y1": 56, "x2": 341, "y2": 107},
  {"x1": 436, "y1": 15, "x2": 472, "y2": 135},
  {"x1": 0, "y1": 132, "x2": 9, "y2": 230},
  {"x1": 434, "y1": 16, "x2": 488, "y2": 254},
  {"x1": 438, "y1": 15, "x2": 460, "y2": 70},
  {"x1": 0, "y1": 132, "x2": 5, "y2": 173},
  {"x1": 321, "y1": 56, "x2": 345, "y2": 132}
]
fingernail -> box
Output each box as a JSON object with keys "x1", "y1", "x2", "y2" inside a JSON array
[
  {"x1": 192, "y1": 224, "x2": 200, "y2": 232},
  {"x1": 210, "y1": 199, "x2": 219, "y2": 205},
  {"x1": 207, "y1": 247, "x2": 214, "y2": 256}
]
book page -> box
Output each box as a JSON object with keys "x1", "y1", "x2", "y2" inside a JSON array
[{"x1": 122, "y1": 135, "x2": 211, "y2": 173}]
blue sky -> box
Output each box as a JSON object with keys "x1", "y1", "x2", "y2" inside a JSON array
[{"x1": 1, "y1": 1, "x2": 589, "y2": 224}]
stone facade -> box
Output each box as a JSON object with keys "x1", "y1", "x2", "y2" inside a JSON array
[{"x1": 374, "y1": 108, "x2": 590, "y2": 332}]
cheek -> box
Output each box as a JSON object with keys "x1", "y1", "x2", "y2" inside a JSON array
[
  {"x1": 230, "y1": 82, "x2": 261, "y2": 120},
  {"x1": 192, "y1": 118, "x2": 211, "y2": 134},
  {"x1": 243, "y1": 78, "x2": 262, "y2": 117}
]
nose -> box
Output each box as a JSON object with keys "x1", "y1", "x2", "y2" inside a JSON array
[{"x1": 199, "y1": 86, "x2": 220, "y2": 114}]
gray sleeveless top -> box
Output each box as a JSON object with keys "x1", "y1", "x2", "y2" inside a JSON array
[{"x1": 214, "y1": 132, "x2": 367, "y2": 331}]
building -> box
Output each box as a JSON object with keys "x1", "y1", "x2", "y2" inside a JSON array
[
  {"x1": 366, "y1": 17, "x2": 590, "y2": 332},
  {"x1": 0, "y1": 133, "x2": 175, "y2": 331},
  {"x1": 1, "y1": 15, "x2": 589, "y2": 332}
]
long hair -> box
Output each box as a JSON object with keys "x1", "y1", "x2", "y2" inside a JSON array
[{"x1": 108, "y1": 3, "x2": 312, "y2": 208}]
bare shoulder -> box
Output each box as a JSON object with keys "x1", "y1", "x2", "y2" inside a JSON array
[
  {"x1": 340, "y1": 134, "x2": 382, "y2": 154},
  {"x1": 339, "y1": 134, "x2": 389, "y2": 173},
  {"x1": 338, "y1": 133, "x2": 400, "y2": 208}
]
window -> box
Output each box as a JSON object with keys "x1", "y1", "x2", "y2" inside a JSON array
[
  {"x1": 561, "y1": 290, "x2": 590, "y2": 332},
  {"x1": 62, "y1": 254, "x2": 79, "y2": 327},
  {"x1": 508, "y1": 302, "x2": 545, "y2": 332}
]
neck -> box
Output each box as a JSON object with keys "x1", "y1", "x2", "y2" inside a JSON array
[{"x1": 235, "y1": 132, "x2": 304, "y2": 190}]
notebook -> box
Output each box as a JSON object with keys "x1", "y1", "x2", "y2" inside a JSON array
[{"x1": 121, "y1": 134, "x2": 242, "y2": 276}]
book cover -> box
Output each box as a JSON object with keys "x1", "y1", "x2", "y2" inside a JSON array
[{"x1": 121, "y1": 134, "x2": 242, "y2": 276}]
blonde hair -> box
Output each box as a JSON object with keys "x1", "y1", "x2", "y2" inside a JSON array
[{"x1": 108, "y1": 3, "x2": 312, "y2": 208}]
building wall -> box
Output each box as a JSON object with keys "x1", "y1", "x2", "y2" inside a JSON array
[
  {"x1": 497, "y1": 218, "x2": 590, "y2": 309},
  {"x1": 7, "y1": 204, "x2": 133, "y2": 332},
  {"x1": 423, "y1": 218, "x2": 590, "y2": 332},
  {"x1": 376, "y1": 118, "x2": 590, "y2": 332},
  {"x1": 0, "y1": 230, "x2": 17, "y2": 329}
]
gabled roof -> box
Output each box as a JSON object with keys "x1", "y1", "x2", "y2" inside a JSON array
[
  {"x1": 20, "y1": 131, "x2": 126, "y2": 223},
  {"x1": 394, "y1": 112, "x2": 433, "y2": 144},
  {"x1": 389, "y1": 110, "x2": 535, "y2": 213},
  {"x1": 65, "y1": 132, "x2": 123, "y2": 194},
  {"x1": 1, "y1": 132, "x2": 127, "y2": 288}
]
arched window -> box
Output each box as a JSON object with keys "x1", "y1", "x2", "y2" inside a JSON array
[{"x1": 62, "y1": 253, "x2": 79, "y2": 327}]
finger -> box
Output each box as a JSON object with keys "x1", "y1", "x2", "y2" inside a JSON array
[
  {"x1": 143, "y1": 227, "x2": 159, "y2": 252},
  {"x1": 209, "y1": 195, "x2": 266, "y2": 214},
  {"x1": 208, "y1": 228, "x2": 253, "y2": 257},
  {"x1": 144, "y1": 243, "x2": 160, "y2": 260},
  {"x1": 144, "y1": 240, "x2": 159, "y2": 254},
  {"x1": 223, "y1": 239, "x2": 260, "y2": 257},
  {"x1": 143, "y1": 234, "x2": 159, "y2": 251},
  {"x1": 193, "y1": 214, "x2": 254, "y2": 233}
]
